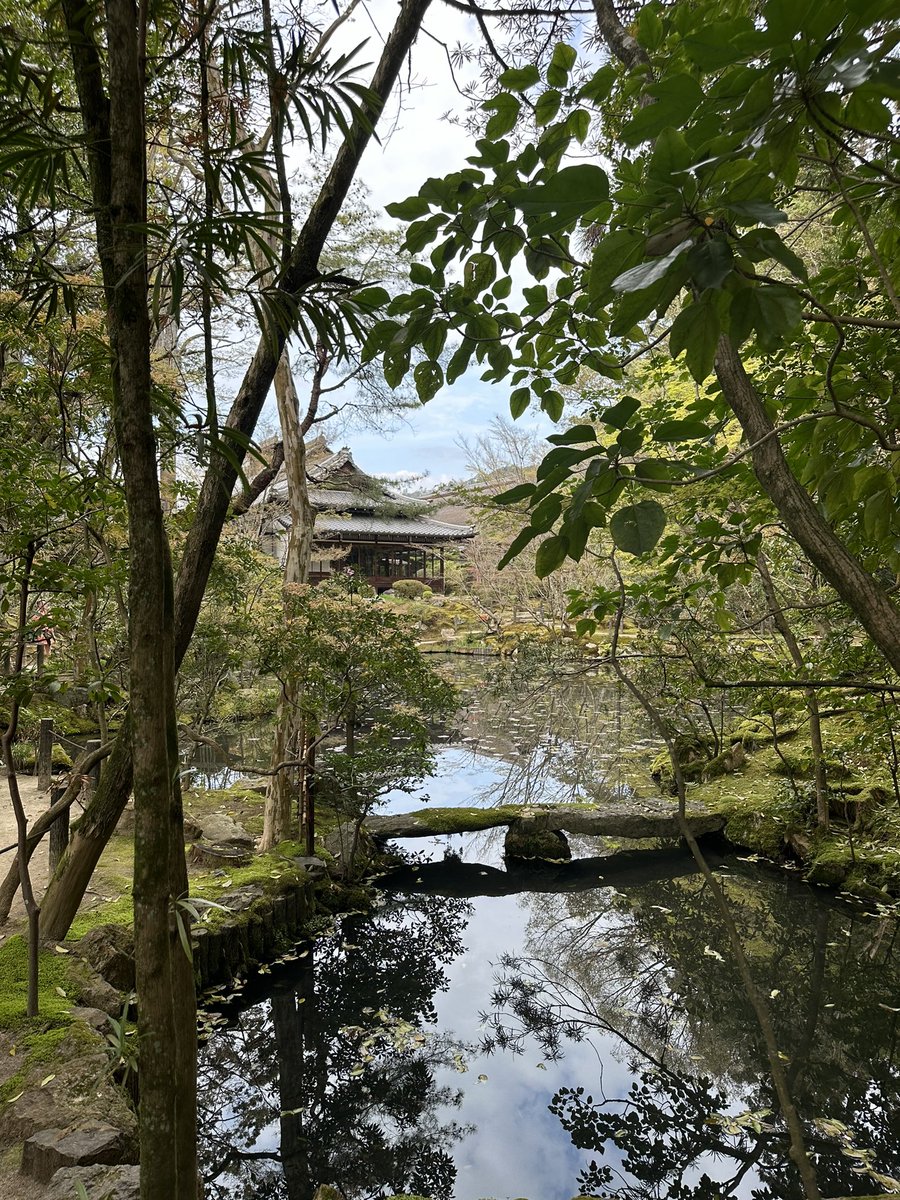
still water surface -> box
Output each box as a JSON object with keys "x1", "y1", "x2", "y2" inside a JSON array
[{"x1": 196, "y1": 660, "x2": 900, "y2": 1200}]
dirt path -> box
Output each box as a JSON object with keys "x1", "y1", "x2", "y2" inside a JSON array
[{"x1": 0, "y1": 773, "x2": 55, "y2": 928}]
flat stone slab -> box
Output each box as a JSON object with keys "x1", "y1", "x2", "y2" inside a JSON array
[
  {"x1": 22, "y1": 1121, "x2": 133, "y2": 1183},
  {"x1": 365, "y1": 801, "x2": 724, "y2": 842},
  {"x1": 46, "y1": 1163, "x2": 140, "y2": 1200}
]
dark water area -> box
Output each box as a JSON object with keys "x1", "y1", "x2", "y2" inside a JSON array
[{"x1": 196, "y1": 659, "x2": 900, "y2": 1200}]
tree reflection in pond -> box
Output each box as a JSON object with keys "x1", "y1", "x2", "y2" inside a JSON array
[
  {"x1": 483, "y1": 864, "x2": 900, "y2": 1199},
  {"x1": 197, "y1": 892, "x2": 474, "y2": 1200}
]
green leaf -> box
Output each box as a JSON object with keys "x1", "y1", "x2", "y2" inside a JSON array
[
  {"x1": 383, "y1": 346, "x2": 411, "y2": 388},
  {"x1": 649, "y1": 127, "x2": 693, "y2": 179},
  {"x1": 668, "y1": 295, "x2": 721, "y2": 382},
  {"x1": 541, "y1": 391, "x2": 564, "y2": 422},
  {"x1": 729, "y1": 284, "x2": 801, "y2": 351},
  {"x1": 508, "y1": 164, "x2": 609, "y2": 221},
  {"x1": 579, "y1": 65, "x2": 616, "y2": 104},
  {"x1": 612, "y1": 241, "x2": 691, "y2": 293},
  {"x1": 531, "y1": 492, "x2": 563, "y2": 531},
  {"x1": 600, "y1": 395, "x2": 641, "y2": 430},
  {"x1": 567, "y1": 109, "x2": 591, "y2": 145},
  {"x1": 464, "y1": 253, "x2": 497, "y2": 295},
  {"x1": 546, "y1": 424, "x2": 597, "y2": 445},
  {"x1": 415, "y1": 360, "x2": 444, "y2": 403},
  {"x1": 726, "y1": 201, "x2": 787, "y2": 226},
  {"x1": 637, "y1": 6, "x2": 665, "y2": 50},
  {"x1": 537, "y1": 445, "x2": 591, "y2": 480},
  {"x1": 386, "y1": 195, "x2": 432, "y2": 220},
  {"x1": 589, "y1": 230, "x2": 646, "y2": 300},
  {"x1": 484, "y1": 93, "x2": 522, "y2": 139},
  {"x1": 686, "y1": 240, "x2": 734, "y2": 289},
  {"x1": 864, "y1": 490, "x2": 895, "y2": 541},
  {"x1": 497, "y1": 524, "x2": 540, "y2": 569},
  {"x1": 351, "y1": 286, "x2": 390, "y2": 311},
  {"x1": 510, "y1": 387, "x2": 530, "y2": 418},
  {"x1": 535, "y1": 534, "x2": 569, "y2": 577},
  {"x1": 535, "y1": 89, "x2": 563, "y2": 127},
  {"x1": 466, "y1": 312, "x2": 500, "y2": 342},
  {"x1": 654, "y1": 418, "x2": 711, "y2": 442},
  {"x1": 493, "y1": 482, "x2": 536, "y2": 505},
  {"x1": 499, "y1": 64, "x2": 541, "y2": 92},
  {"x1": 740, "y1": 228, "x2": 809, "y2": 281},
  {"x1": 446, "y1": 339, "x2": 473, "y2": 384},
  {"x1": 547, "y1": 43, "x2": 577, "y2": 87},
  {"x1": 609, "y1": 500, "x2": 667, "y2": 556},
  {"x1": 623, "y1": 74, "x2": 705, "y2": 143},
  {"x1": 422, "y1": 319, "x2": 448, "y2": 360}
]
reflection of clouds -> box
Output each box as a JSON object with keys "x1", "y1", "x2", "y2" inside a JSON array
[{"x1": 428, "y1": 895, "x2": 618, "y2": 1200}]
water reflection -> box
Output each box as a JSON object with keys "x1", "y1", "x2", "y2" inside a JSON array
[
  {"x1": 196, "y1": 656, "x2": 900, "y2": 1199},
  {"x1": 198, "y1": 849, "x2": 900, "y2": 1200},
  {"x1": 486, "y1": 863, "x2": 900, "y2": 1199},
  {"x1": 198, "y1": 892, "x2": 474, "y2": 1200}
]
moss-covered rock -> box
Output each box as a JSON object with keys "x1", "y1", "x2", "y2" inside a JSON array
[{"x1": 504, "y1": 822, "x2": 571, "y2": 863}]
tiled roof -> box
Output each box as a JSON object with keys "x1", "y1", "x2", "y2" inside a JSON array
[{"x1": 315, "y1": 514, "x2": 474, "y2": 541}]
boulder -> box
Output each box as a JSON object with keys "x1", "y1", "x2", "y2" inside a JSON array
[
  {"x1": 21, "y1": 1121, "x2": 135, "y2": 1183},
  {"x1": 188, "y1": 842, "x2": 251, "y2": 868},
  {"x1": 74, "y1": 970, "x2": 125, "y2": 1016},
  {"x1": 46, "y1": 1163, "x2": 140, "y2": 1200},
  {"x1": 291, "y1": 856, "x2": 328, "y2": 879},
  {"x1": 0, "y1": 1089, "x2": 73, "y2": 1144},
  {"x1": 69, "y1": 1006, "x2": 112, "y2": 1032},
  {"x1": 73, "y1": 925, "x2": 135, "y2": 991},
  {"x1": 505, "y1": 821, "x2": 571, "y2": 864},
  {"x1": 189, "y1": 812, "x2": 253, "y2": 848}
]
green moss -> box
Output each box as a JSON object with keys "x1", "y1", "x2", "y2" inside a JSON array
[
  {"x1": 67, "y1": 892, "x2": 135, "y2": 941},
  {"x1": 190, "y1": 851, "x2": 307, "y2": 926},
  {"x1": 275, "y1": 839, "x2": 306, "y2": 858},
  {"x1": 0, "y1": 935, "x2": 77, "y2": 1029},
  {"x1": 408, "y1": 804, "x2": 557, "y2": 834}
]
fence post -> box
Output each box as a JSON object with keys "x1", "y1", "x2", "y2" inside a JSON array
[
  {"x1": 35, "y1": 642, "x2": 45, "y2": 673},
  {"x1": 48, "y1": 782, "x2": 69, "y2": 874},
  {"x1": 37, "y1": 718, "x2": 54, "y2": 791},
  {"x1": 84, "y1": 739, "x2": 102, "y2": 798}
]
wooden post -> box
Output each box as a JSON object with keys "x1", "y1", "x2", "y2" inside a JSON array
[
  {"x1": 48, "y1": 783, "x2": 69, "y2": 874},
  {"x1": 84, "y1": 738, "x2": 102, "y2": 798},
  {"x1": 36, "y1": 718, "x2": 54, "y2": 790},
  {"x1": 35, "y1": 642, "x2": 45, "y2": 673}
]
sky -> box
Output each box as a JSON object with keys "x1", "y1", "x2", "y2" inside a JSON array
[{"x1": 274, "y1": 0, "x2": 561, "y2": 484}]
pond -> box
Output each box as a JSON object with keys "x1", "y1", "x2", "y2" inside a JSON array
[{"x1": 195, "y1": 657, "x2": 900, "y2": 1200}]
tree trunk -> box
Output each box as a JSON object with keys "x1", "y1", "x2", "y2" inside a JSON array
[
  {"x1": 39, "y1": 0, "x2": 434, "y2": 939},
  {"x1": 102, "y1": 1, "x2": 197, "y2": 1193},
  {"x1": 260, "y1": 359, "x2": 317, "y2": 852},
  {"x1": 717, "y1": 336, "x2": 900, "y2": 676},
  {"x1": 756, "y1": 552, "x2": 829, "y2": 827}
]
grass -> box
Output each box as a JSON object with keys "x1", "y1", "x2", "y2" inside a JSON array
[{"x1": 0, "y1": 935, "x2": 77, "y2": 1031}]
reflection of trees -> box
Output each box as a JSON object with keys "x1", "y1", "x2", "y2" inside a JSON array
[
  {"x1": 197, "y1": 893, "x2": 474, "y2": 1200},
  {"x1": 442, "y1": 654, "x2": 660, "y2": 810},
  {"x1": 485, "y1": 868, "x2": 900, "y2": 1198}
]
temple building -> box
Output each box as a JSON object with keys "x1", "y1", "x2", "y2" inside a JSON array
[{"x1": 257, "y1": 441, "x2": 474, "y2": 593}]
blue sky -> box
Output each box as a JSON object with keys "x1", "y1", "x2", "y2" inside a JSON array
[{"x1": 284, "y1": 0, "x2": 562, "y2": 483}]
